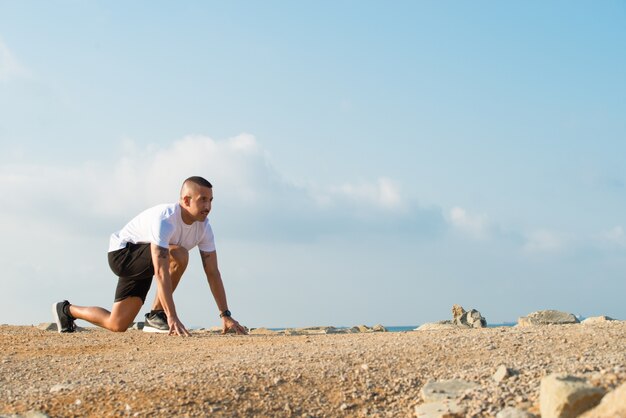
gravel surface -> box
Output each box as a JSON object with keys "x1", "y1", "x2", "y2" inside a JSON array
[{"x1": 1, "y1": 322, "x2": 625, "y2": 417}]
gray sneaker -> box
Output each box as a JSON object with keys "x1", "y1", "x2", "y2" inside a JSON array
[
  {"x1": 143, "y1": 310, "x2": 168, "y2": 333},
  {"x1": 52, "y1": 300, "x2": 76, "y2": 333}
]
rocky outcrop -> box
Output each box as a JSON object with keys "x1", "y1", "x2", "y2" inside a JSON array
[
  {"x1": 452, "y1": 304, "x2": 487, "y2": 328},
  {"x1": 517, "y1": 310, "x2": 579, "y2": 327},
  {"x1": 581, "y1": 316, "x2": 615, "y2": 325},
  {"x1": 350, "y1": 324, "x2": 387, "y2": 333},
  {"x1": 539, "y1": 373, "x2": 605, "y2": 418},
  {"x1": 416, "y1": 305, "x2": 487, "y2": 331}
]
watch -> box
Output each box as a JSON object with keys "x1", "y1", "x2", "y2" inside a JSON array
[{"x1": 220, "y1": 310, "x2": 231, "y2": 318}]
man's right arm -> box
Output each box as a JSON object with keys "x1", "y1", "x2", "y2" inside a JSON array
[{"x1": 150, "y1": 243, "x2": 190, "y2": 336}]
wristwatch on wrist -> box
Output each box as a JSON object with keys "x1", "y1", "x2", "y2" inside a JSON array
[{"x1": 219, "y1": 310, "x2": 231, "y2": 318}]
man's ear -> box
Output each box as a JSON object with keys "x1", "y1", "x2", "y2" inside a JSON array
[{"x1": 182, "y1": 195, "x2": 191, "y2": 207}]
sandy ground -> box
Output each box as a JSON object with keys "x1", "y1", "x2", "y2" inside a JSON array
[{"x1": 1, "y1": 322, "x2": 625, "y2": 417}]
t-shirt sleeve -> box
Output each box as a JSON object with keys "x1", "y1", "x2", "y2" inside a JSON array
[
  {"x1": 150, "y1": 217, "x2": 174, "y2": 249},
  {"x1": 198, "y1": 222, "x2": 216, "y2": 252}
]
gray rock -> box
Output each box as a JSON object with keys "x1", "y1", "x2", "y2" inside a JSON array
[
  {"x1": 372, "y1": 324, "x2": 387, "y2": 332},
  {"x1": 452, "y1": 304, "x2": 487, "y2": 328},
  {"x1": 414, "y1": 400, "x2": 464, "y2": 417},
  {"x1": 421, "y1": 379, "x2": 479, "y2": 402},
  {"x1": 540, "y1": 373, "x2": 605, "y2": 418},
  {"x1": 518, "y1": 310, "x2": 579, "y2": 327},
  {"x1": 352, "y1": 325, "x2": 372, "y2": 333},
  {"x1": 496, "y1": 407, "x2": 537, "y2": 418},
  {"x1": 37, "y1": 323, "x2": 57, "y2": 331},
  {"x1": 50, "y1": 383, "x2": 74, "y2": 393}
]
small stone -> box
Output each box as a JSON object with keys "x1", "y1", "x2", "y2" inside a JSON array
[
  {"x1": 496, "y1": 407, "x2": 536, "y2": 418},
  {"x1": 493, "y1": 365, "x2": 514, "y2": 383},
  {"x1": 50, "y1": 383, "x2": 74, "y2": 393},
  {"x1": 414, "y1": 400, "x2": 465, "y2": 417}
]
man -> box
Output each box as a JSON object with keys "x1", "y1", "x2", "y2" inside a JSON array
[{"x1": 52, "y1": 176, "x2": 247, "y2": 336}]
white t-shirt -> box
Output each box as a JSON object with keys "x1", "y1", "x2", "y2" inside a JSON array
[{"x1": 108, "y1": 203, "x2": 216, "y2": 253}]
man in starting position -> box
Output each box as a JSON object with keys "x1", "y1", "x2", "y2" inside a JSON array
[{"x1": 53, "y1": 176, "x2": 247, "y2": 336}]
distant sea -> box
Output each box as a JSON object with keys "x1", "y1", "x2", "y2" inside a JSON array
[{"x1": 266, "y1": 323, "x2": 517, "y2": 333}]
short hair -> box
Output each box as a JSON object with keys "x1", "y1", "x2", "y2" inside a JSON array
[{"x1": 183, "y1": 176, "x2": 213, "y2": 189}]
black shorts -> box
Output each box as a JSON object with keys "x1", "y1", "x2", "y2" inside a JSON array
[{"x1": 108, "y1": 243, "x2": 154, "y2": 303}]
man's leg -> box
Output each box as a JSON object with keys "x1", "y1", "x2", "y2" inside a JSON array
[
  {"x1": 69, "y1": 297, "x2": 143, "y2": 332},
  {"x1": 150, "y1": 245, "x2": 189, "y2": 311}
]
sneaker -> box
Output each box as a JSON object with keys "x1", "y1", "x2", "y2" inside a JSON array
[
  {"x1": 143, "y1": 310, "x2": 169, "y2": 333},
  {"x1": 52, "y1": 300, "x2": 76, "y2": 333}
]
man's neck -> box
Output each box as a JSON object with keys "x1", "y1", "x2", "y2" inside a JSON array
[{"x1": 179, "y1": 205, "x2": 195, "y2": 225}]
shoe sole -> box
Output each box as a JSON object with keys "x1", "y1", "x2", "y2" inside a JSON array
[
  {"x1": 51, "y1": 302, "x2": 63, "y2": 334},
  {"x1": 143, "y1": 325, "x2": 169, "y2": 333}
]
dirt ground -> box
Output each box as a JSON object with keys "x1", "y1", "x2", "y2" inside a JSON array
[{"x1": 1, "y1": 322, "x2": 625, "y2": 417}]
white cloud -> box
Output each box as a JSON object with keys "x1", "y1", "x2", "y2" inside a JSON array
[
  {"x1": 327, "y1": 177, "x2": 406, "y2": 211},
  {"x1": 0, "y1": 134, "x2": 437, "y2": 242},
  {"x1": 448, "y1": 206, "x2": 489, "y2": 239},
  {"x1": 522, "y1": 230, "x2": 564, "y2": 253},
  {"x1": 0, "y1": 37, "x2": 28, "y2": 82},
  {"x1": 602, "y1": 226, "x2": 625, "y2": 247}
]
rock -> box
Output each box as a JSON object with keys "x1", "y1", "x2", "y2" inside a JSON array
[
  {"x1": 579, "y1": 381, "x2": 626, "y2": 418},
  {"x1": 248, "y1": 328, "x2": 278, "y2": 335},
  {"x1": 452, "y1": 305, "x2": 487, "y2": 328},
  {"x1": 493, "y1": 365, "x2": 514, "y2": 383},
  {"x1": 421, "y1": 379, "x2": 479, "y2": 402},
  {"x1": 353, "y1": 325, "x2": 372, "y2": 333},
  {"x1": 581, "y1": 316, "x2": 615, "y2": 325},
  {"x1": 540, "y1": 373, "x2": 605, "y2": 418},
  {"x1": 414, "y1": 400, "x2": 464, "y2": 417},
  {"x1": 0, "y1": 411, "x2": 51, "y2": 418},
  {"x1": 37, "y1": 323, "x2": 57, "y2": 331},
  {"x1": 372, "y1": 324, "x2": 387, "y2": 332},
  {"x1": 415, "y1": 321, "x2": 457, "y2": 331},
  {"x1": 496, "y1": 407, "x2": 536, "y2": 418},
  {"x1": 517, "y1": 310, "x2": 579, "y2": 327},
  {"x1": 50, "y1": 383, "x2": 75, "y2": 393}
]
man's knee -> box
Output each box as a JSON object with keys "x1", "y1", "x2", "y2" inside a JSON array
[{"x1": 109, "y1": 324, "x2": 129, "y2": 333}]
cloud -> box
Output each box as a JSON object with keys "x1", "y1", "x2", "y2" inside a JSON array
[
  {"x1": 448, "y1": 206, "x2": 490, "y2": 239},
  {"x1": 0, "y1": 134, "x2": 444, "y2": 242},
  {"x1": 0, "y1": 37, "x2": 28, "y2": 82},
  {"x1": 522, "y1": 229, "x2": 565, "y2": 253},
  {"x1": 602, "y1": 226, "x2": 625, "y2": 247}
]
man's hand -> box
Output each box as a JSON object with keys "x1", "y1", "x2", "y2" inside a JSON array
[
  {"x1": 222, "y1": 316, "x2": 248, "y2": 335},
  {"x1": 168, "y1": 315, "x2": 191, "y2": 337}
]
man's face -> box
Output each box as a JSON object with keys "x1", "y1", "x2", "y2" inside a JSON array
[{"x1": 186, "y1": 186, "x2": 213, "y2": 222}]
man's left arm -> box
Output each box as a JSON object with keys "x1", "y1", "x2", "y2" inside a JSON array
[{"x1": 199, "y1": 249, "x2": 247, "y2": 335}]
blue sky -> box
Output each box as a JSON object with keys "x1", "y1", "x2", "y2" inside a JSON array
[{"x1": 1, "y1": 1, "x2": 625, "y2": 328}]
